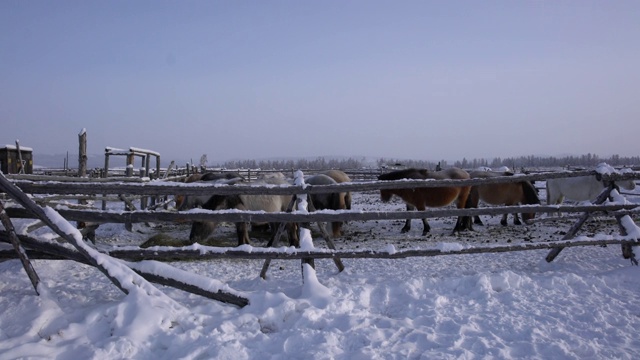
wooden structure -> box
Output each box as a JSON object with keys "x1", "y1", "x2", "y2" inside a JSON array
[
  {"x1": 1, "y1": 168, "x2": 639, "y2": 305},
  {"x1": 103, "y1": 146, "x2": 161, "y2": 179},
  {"x1": 102, "y1": 146, "x2": 161, "y2": 211},
  {"x1": 0, "y1": 144, "x2": 33, "y2": 174}
]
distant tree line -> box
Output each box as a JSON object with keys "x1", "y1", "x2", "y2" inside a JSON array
[
  {"x1": 211, "y1": 153, "x2": 639, "y2": 171},
  {"x1": 213, "y1": 157, "x2": 368, "y2": 170}
]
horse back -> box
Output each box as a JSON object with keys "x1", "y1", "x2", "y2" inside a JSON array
[
  {"x1": 322, "y1": 170, "x2": 351, "y2": 183},
  {"x1": 546, "y1": 175, "x2": 603, "y2": 203},
  {"x1": 432, "y1": 167, "x2": 470, "y2": 180},
  {"x1": 468, "y1": 170, "x2": 510, "y2": 180},
  {"x1": 323, "y1": 170, "x2": 352, "y2": 209},
  {"x1": 378, "y1": 168, "x2": 429, "y2": 181}
]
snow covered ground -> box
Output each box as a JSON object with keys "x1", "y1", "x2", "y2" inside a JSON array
[{"x1": 1, "y1": 180, "x2": 640, "y2": 359}]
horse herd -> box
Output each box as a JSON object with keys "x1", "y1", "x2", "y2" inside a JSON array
[{"x1": 174, "y1": 167, "x2": 637, "y2": 247}]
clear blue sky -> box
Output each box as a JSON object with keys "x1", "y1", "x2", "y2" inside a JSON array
[{"x1": 1, "y1": 1, "x2": 639, "y2": 164}]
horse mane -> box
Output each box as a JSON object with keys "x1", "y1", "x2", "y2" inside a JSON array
[
  {"x1": 520, "y1": 180, "x2": 540, "y2": 205},
  {"x1": 378, "y1": 168, "x2": 428, "y2": 181}
]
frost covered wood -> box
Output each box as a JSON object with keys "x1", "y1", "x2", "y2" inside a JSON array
[
  {"x1": 4, "y1": 203, "x2": 639, "y2": 225},
  {"x1": 3, "y1": 231, "x2": 639, "y2": 262},
  {"x1": 0, "y1": 172, "x2": 181, "y2": 302},
  {"x1": 10, "y1": 169, "x2": 639, "y2": 197},
  {"x1": 0, "y1": 201, "x2": 40, "y2": 294},
  {"x1": 0, "y1": 231, "x2": 249, "y2": 307}
]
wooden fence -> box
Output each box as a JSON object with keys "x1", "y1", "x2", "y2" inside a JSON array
[
  {"x1": 3, "y1": 169, "x2": 639, "y2": 246},
  {"x1": 2, "y1": 169, "x2": 639, "y2": 307}
]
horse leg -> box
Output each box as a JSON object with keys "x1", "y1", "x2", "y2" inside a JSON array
[
  {"x1": 412, "y1": 204, "x2": 431, "y2": 235},
  {"x1": 454, "y1": 216, "x2": 473, "y2": 233},
  {"x1": 421, "y1": 218, "x2": 431, "y2": 235},
  {"x1": 512, "y1": 213, "x2": 522, "y2": 225},
  {"x1": 500, "y1": 214, "x2": 509, "y2": 226},
  {"x1": 331, "y1": 221, "x2": 343, "y2": 237},
  {"x1": 474, "y1": 216, "x2": 485, "y2": 225},
  {"x1": 287, "y1": 223, "x2": 299, "y2": 247},
  {"x1": 453, "y1": 186, "x2": 473, "y2": 232},
  {"x1": 401, "y1": 204, "x2": 414, "y2": 233},
  {"x1": 236, "y1": 222, "x2": 251, "y2": 246}
]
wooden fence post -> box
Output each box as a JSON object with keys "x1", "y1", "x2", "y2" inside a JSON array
[
  {"x1": 78, "y1": 130, "x2": 87, "y2": 177},
  {"x1": 545, "y1": 183, "x2": 615, "y2": 262},
  {"x1": 77, "y1": 129, "x2": 95, "y2": 241},
  {"x1": 102, "y1": 150, "x2": 110, "y2": 210},
  {"x1": 0, "y1": 172, "x2": 133, "y2": 295},
  {"x1": 15, "y1": 140, "x2": 25, "y2": 174},
  {"x1": 0, "y1": 201, "x2": 40, "y2": 294}
]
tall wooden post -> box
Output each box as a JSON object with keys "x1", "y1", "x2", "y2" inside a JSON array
[
  {"x1": 102, "y1": 149, "x2": 110, "y2": 210},
  {"x1": 145, "y1": 154, "x2": 151, "y2": 178},
  {"x1": 77, "y1": 129, "x2": 95, "y2": 241},
  {"x1": 15, "y1": 140, "x2": 25, "y2": 174},
  {"x1": 126, "y1": 153, "x2": 134, "y2": 177},
  {"x1": 78, "y1": 129, "x2": 87, "y2": 177},
  {"x1": 155, "y1": 155, "x2": 161, "y2": 180}
]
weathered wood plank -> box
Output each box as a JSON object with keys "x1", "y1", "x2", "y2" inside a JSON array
[
  {"x1": 0, "y1": 172, "x2": 131, "y2": 295},
  {"x1": 0, "y1": 201, "x2": 40, "y2": 294},
  {"x1": 4, "y1": 203, "x2": 639, "y2": 225},
  {"x1": 0, "y1": 232, "x2": 249, "y2": 307},
  {"x1": 4, "y1": 231, "x2": 638, "y2": 262},
  {"x1": 10, "y1": 170, "x2": 639, "y2": 197}
]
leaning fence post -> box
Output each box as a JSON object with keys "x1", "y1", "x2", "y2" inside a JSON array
[
  {"x1": 0, "y1": 200, "x2": 40, "y2": 295},
  {"x1": 0, "y1": 172, "x2": 131, "y2": 295},
  {"x1": 260, "y1": 196, "x2": 297, "y2": 279},
  {"x1": 546, "y1": 183, "x2": 615, "y2": 262}
]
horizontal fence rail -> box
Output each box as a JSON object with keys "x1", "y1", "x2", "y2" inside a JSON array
[
  {"x1": 1, "y1": 169, "x2": 639, "y2": 270},
  {"x1": 4, "y1": 203, "x2": 640, "y2": 224},
  {"x1": 2, "y1": 233, "x2": 638, "y2": 262},
  {"x1": 8, "y1": 170, "x2": 639, "y2": 196}
]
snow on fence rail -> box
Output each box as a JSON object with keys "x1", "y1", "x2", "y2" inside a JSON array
[
  {"x1": 2, "y1": 168, "x2": 640, "y2": 307},
  {"x1": 6, "y1": 168, "x2": 638, "y2": 196},
  {"x1": 2, "y1": 169, "x2": 639, "y2": 226},
  {"x1": 3, "y1": 169, "x2": 640, "y2": 261}
]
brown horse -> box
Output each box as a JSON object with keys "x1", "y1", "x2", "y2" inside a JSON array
[
  {"x1": 467, "y1": 170, "x2": 540, "y2": 226},
  {"x1": 378, "y1": 167, "x2": 472, "y2": 235}
]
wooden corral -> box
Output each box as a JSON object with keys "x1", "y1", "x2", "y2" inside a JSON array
[
  {"x1": 0, "y1": 144, "x2": 33, "y2": 174},
  {"x1": 3, "y1": 169, "x2": 639, "y2": 250},
  {"x1": 1, "y1": 168, "x2": 639, "y2": 306}
]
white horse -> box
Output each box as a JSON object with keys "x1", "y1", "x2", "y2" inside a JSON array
[{"x1": 546, "y1": 173, "x2": 636, "y2": 205}]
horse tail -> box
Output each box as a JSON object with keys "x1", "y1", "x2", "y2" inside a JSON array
[
  {"x1": 521, "y1": 181, "x2": 540, "y2": 205},
  {"x1": 344, "y1": 192, "x2": 352, "y2": 210}
]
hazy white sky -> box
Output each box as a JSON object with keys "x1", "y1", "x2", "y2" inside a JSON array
[{"x1": 1, "y1": 1, "x2": 639, "y2": 163}]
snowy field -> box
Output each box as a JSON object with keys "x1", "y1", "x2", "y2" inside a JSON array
[{"x1": 1, "y1": 179, "x2": 640, "y2": 359}]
